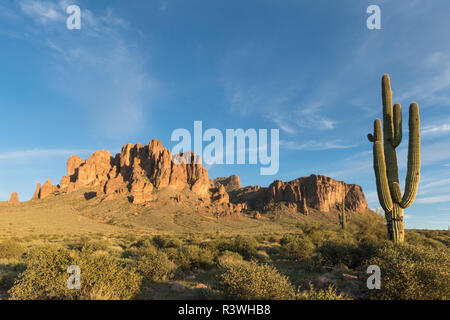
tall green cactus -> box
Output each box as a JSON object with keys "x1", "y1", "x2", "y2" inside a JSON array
[
  {"x1": 368, "y1": 74, "x2": 421, "y2": 243},
  {"x1": 339, "y1": 195, "x2": 346, "y2": 230},
  {"x1": 339, "y1": 186, "x2": 347, "y2": 229}
]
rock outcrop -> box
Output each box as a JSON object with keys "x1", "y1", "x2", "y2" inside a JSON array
[
  {"x1": 30, "y1": 140, "x2": 368, "y2": 217},
  {"x1": 212, "y1": 175, "x2": 242, "y2": 192},
  {"x1": 32, "y1": 183, "x2": 41, "y2": 200},
  {"x1": 266, "y1": 174, "x2": 368, "y2": 213},
  {"x1": 211, "y1": 184, "x2": 230, "y2": 204},
  {"x1": 8, "y1": 192, "x2": 19, "y2": 205},
  {"x1": 38, "y1": 179, "x2": 58, "y2": 199},
  {"x1": 33, "y1": 139, "x2": 210, "y2": 203}
]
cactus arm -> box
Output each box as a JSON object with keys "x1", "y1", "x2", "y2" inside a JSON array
[
  {"x1": 372, "y1": 119, "x2": 393, "y2": 212},
  {"x1": 400, "y1": 103, "x2": 421, "y2": 208},
  {"x1": 369, "y1": 75, "x2": 420, "y2": 243},
  {"x1": 382, "y1": 74, "x2": 394, "y2": 141},
  {"x1": 392, "y1": 103, "x2": 402, "y2": 147},
  {"x1": 374, "y1": 141, "x2": 393, "y2": 212},
  {"x1": 382, "y1": 75, "x2": 400, "y2": 189},
  {"x1": 391, "y1": 182, "x2": 402, "y2": 203}
]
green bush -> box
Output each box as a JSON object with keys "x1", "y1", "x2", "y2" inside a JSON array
[
  {"x1": 8, "y1": 246, "x2": 142, "y2": 300},
  {"x1": 406, "y1": 231, "x2": 447, "y2": 250},
  {"x1": 297, "y1": 283, "x2": 348, "y2": 300},
  {"x1": 123, "y1": 244, "x2": 158, "y2": 259},
  {"x1": 0, "y1": 263, "x2": 26, "y2": 289},
  {"x1": 280, "y1": 235, "x2": 315, "y2": 261},
  {"x1": 166, "y1": 245, "x2": 216, "y2": 270},
  {"x1": 0, "y1": 240, "x2": 25, "y2": 259},
  {"x1": 316, "y1": 239, "x2": 378, "y2": 268},
  {"x1": 367, "y1": 242, "x2": 450, "y2": 300},
  {"x1": 316, "y1": 240, "x2": 357, "y2": 267},
  {"x1": 219, "y1": 260, "x2": 295, "y2": 300},
  {"x1": 209, "y1": 236, "x2": 259, "y2": 260},
  {"x1": 217, "y1": 250, "x2": 244, "y2": 268},
  {"x1": 303, "y1": 225, "x2": 327, "y2": 245},
  {"x1": 152, "y1": 235, "x2": 183, "y2": 249},
  {"x1": 135, "y1": 251, "x2": 176, "y2": 281},
  {"x1": 80, "y1": 240, "x2": 109, "y2": 253}
]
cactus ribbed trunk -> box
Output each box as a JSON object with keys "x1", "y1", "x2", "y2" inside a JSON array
[
  {"x1": 386, "y1": 203, "x2": 404, "y2": 242},
  {"x1": 368, "y1": 74, "x2": 420, "y2": 243},
  {"x1": 340, "y1": 187, "x2": 346, "y2": 230}
]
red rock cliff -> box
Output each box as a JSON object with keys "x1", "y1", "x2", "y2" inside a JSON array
[{"x1": 267, "y1": 174, "x2": 368, "y2": 213}]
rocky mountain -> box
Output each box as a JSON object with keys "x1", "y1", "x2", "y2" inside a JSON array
[
  {"x1": 212, "y1": 175, "x2": 242, "y2": 192},
  {"x1": 8, "y1": 192, "x2": 19, "y2": 205},
  {"x1": 32, "y1": 139, "x2": 210, "y2": 204},
  {"x1": 266, "y1": 175, "x2": 368, "y2": 213},
  {"x1": 28, "y1": 139, "x2": 368, "y2": 216}
]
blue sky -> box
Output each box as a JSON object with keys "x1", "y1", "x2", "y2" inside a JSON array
[{"x1": 0, "y1": 0, "x2": 449, "y2": 229}]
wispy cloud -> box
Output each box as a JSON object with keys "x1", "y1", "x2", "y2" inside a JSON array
[
  {"x1": 397, "y1": 52, "x2": 450, "y2": 106},
  {"x1": 14, "y1": 1, "x2": 158, "y2": 140},
  {"x1": 0, "y1": 149, "x2": 90, "y2": 160},
  {"x1": 18, "y1": 0, "x2": 66, "y2": 24},
  {"x1": 219, "y1": 43, "x2": 337, "y2": 135},
  {"x1": 422, "y1": 122, "x2": 450, "y2": 136},
  {"x1": 416, "y1": 195, "x2": 450, "y2": 204},
  {"x1": 268, "y1": 105, "x2": 336, "y2": 135},
  {"x1": 280, "y1": 140, "x2": 355, "y2": 151}
]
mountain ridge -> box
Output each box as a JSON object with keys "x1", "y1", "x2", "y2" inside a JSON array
[{"x1": 8, "y1": 139, "x2": 368, "y2": 217}]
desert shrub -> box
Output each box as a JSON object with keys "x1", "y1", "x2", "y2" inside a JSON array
[
  {"x1": 349, "y1": 214, "x2": 386, "y2": 242},
  {"x1": 80, "y1": 240, "x2": 109, "y2": 253},
  {"x1": 367, "y1": 242, "x2": 450, "y2": 300},
  {"x1": 219, "y1": 260, "x2": 295, "y2": 300},
  {"x1": 218, "y1": 236, "x2": 259, "y2": 260},
  {"x1": 253, "y1": 234, "x2": 267, "y2": 243},
  {"x1": 280, "y1": 235, "x2": 315, "y2": 261},
  {"x1": 316, "y1": 240, "x2": 357, "y2": 267},
  {"x1": 352, "y1": 238, "x2": 381, "y2": 265},
  {"x1": 9, "y1": 246, "x2": 142, "y2": 300},
  {"x1": 264, "y1": 245, "x2": 282, "y2": 255},
  {"x1": 302, "y1": 225, "x2": 327, "y2": 245},
  {"x1": 131, "y1": 237, "x2": 156, "y2": 248},
  {"x1": 315, "y1": 239, "x2": 376, "y2": 268},
  {"x1": 217, "y1": 250, "x2": 244, "y2": 268},
  {"x1": 268, "y1": 235, "x2": 281, "y2": 243},
  {"x1": 123, "y1": 244, "x2": 158, "y2": 259},
  {"x1": 297, "y1": 283, "x2": 348, "y2": 300},
  {"x1": 0, "y1": 240, "x2": 25, "y2": 259},
  {"x1": 167, "y1": 245, "x2": 216, "y2": 270},
  {"x1": 152, "y1": 235, "x2": 183, "y2": 249},
  {"x1": 406, "y1": 231, "x2": 447, "y2": 250},
  {"x1": 0, "y1": 263, "x2": 26, "y2": 289},
  {"x1": 135, "y1": 251, "x2": 176, "y2": 281}
]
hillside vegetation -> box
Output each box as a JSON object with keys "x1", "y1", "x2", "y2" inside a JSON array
[{"x1": 0, "y1": 189, "x2": 448, "y2": 300}]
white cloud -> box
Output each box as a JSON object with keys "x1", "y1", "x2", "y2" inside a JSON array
[
  {"x1": 416, "y1": 195, "x2": 450, "y2": 204},
  {"x1": 0, "y1": 149, "x2": 90, "y2": 160},
  {"x1": 18, "y1": 0, "x2": 66, "y2": 24},
  {"x1": 280, "y1": 140, "x2": 355, "y2": 151},
  {"x1": 17, "y1": 3, "x2": 158, "y2": 140},
  {"x1": 219, "y1": 43, "x2": 337, "y2": 135},
  {"x1": 419, "y1": 178, "x2": 450, "y2": 195},
  {"x1": 397, "y1": 52, "x2": 450, "y2": 107},
  {"x1": 421, "y1": 140, "x2": 450, "y2": 165},
  {"x1": 422, "y1": 123, "x2": 450, "y2": 136}
]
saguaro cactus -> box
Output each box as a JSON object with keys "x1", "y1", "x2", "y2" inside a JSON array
[
  {"x1": 339, "y1": 189, "x2": 347, "y2": 230},
  {"x1": 339, "y1": 198, "x2": 346, "y2": 230},
  {"x1": 368, "y1": 74, "x2": 421, "y2": 243}
]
